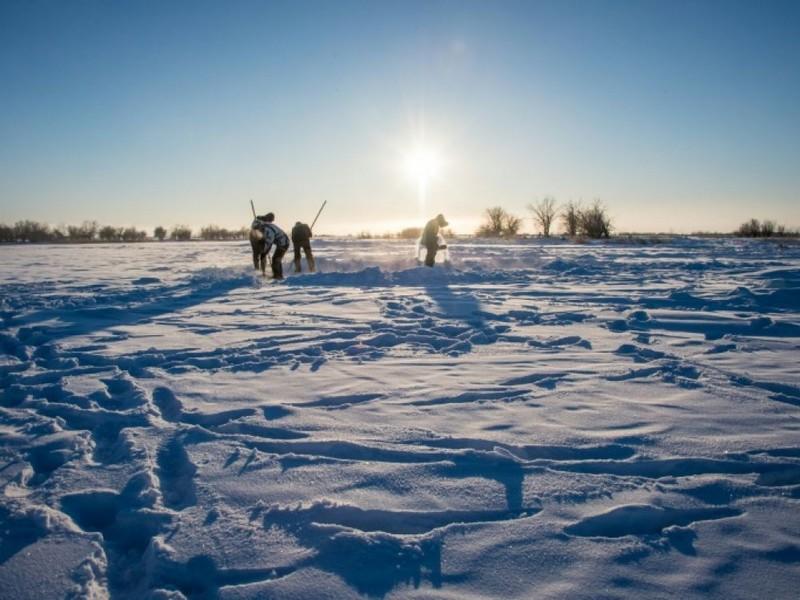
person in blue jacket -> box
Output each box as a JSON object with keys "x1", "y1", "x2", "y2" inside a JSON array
[{"x1": 250, "y1": 213, "x2": 290, "y2": 279}]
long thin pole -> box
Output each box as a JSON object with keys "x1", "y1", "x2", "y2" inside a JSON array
[{"x1": 310, "y1": 200, "x2": 327, "y2": 231}]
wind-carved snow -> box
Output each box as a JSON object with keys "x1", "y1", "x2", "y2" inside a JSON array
[{"x1": 1, "y1": 238, "x2": 799, "y2": 598}]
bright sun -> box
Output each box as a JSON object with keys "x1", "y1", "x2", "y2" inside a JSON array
[{"x1": 403, "y1": 146, "x2": 443, "y2": 185}]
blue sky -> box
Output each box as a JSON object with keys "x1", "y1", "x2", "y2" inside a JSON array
[{"x1": 1, "y1": 0, "x2": 798, "y2": 234}]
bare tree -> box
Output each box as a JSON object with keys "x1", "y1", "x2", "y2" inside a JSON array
[
  {"x1": 98, "y1": 225, "x2": 121, "y2": 242},
  {"x1": 200, "y1": 225, "x2": 251, "y2": 240},
  {"x1": 67, "y1": 220, "x2": 98, "y2": 242},
  {"x1": 528, "y1": 197, "x2": 558, "y2": 237},
  {"x1": 578, "y1": 200, "x2": 612, "y2": 238},
  {"x1": 503, "y1": 213, "x2": 522, "y2": 237},
  {"x1": 13, "y1": 220, "x2": 51, "y2": 242},
  {"x1": 476, "y1": 207, "x2": 521, "y2": 238},
  {"x1": 170, "y1": 226, "x2": 192, "y2": 241},
  {"x1": 737, "y1": 219, "x2": 761, "y2": 237},
  {"x1": 122, "y1": 227, "x2": 146, "y2": 242},
  {"x1": 761, "y1": 220, "x2": 776, "y2": 237},
  {"x1": 561, "y1": 201, "x2": 581, "y2": 237},
  {"x1": 154, "y1": 226, "x2": 167, "y2": 241},
  {"x1": 477, "y1": 207, "x2": 507, "y2": 237},
  {"x1": 0, "y1": 224, "x2": 14, "y2": 242}
]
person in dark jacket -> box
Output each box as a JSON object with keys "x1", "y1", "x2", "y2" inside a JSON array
[
  {"x1": 421, "y1": 214, "x2": 448, "y2": 267},
  {"x1": 291, "y1": 221, "x2": 315, "y2": 273},
  {"x1": 250, "y1": 213, "x2": 290, "y2": 279},
  {"x1": 249, "y1": 218, "x2": 268, "y2": 275}
]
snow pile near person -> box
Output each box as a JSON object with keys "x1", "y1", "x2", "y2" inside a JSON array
[{"x1": 1, "y1": 237, "x2": 799, "y2": 599}]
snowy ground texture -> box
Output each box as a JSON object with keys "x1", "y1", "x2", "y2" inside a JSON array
[{"x1": 1, "y1": 237, "x2": 799, "y2": 599}]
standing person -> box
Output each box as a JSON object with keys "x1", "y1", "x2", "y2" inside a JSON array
[
  {"x1": 291, "y1": 221, "x2": 315, "y2": 273},
  {"x1": 251, "y1": 213, "x2": 290, "y2": 279},
  {"x1": 421, "y1": 214, "x2": 448, "y2": 267}
]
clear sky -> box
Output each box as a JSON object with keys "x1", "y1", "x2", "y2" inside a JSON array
[{"x1": 1, "y1": 0, "x2": 798, "y2": 234}]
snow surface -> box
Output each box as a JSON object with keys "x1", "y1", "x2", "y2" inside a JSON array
[{"x1": 1, "y1": 237, "x2": 799, "y2": 599}]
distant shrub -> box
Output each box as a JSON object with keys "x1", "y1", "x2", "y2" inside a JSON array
[
  {"x1": 503, "y1": 214, "x2": 522, "y2": 237},
  {"x1": 774, "y1": 226, "x2": 798, "y2": 237},
  {"x1": 398, "y1": 227, "x2": 422, "y2": 240},
  {"x1": 477, "y1": 207, "x2": 521, "y2": 238},
  {"x1": 577, "y1": 201, "x2": 612, "y2": 238},
  {"x1": 561, "y1": 201, "x2": 581, "y2": 237},
  {"x1": 0, "y1": 221, "x2": 178, "y2": 243},
  {"x1": 122, "y1": 227, "x2": 147, "y2": 242},
  {"x1": 737, "y1": 218, "x2": 761, "y2": 237},
  {"x1": 357, "y1": 231, "x2": 373, "y2": 239},
  {"x1": 170, "y1": 226, "x2": 192, "y2": 241},
  {"x1": 0, "y1": 223, "x2": 14, "y2": 243},
  {"x1": 200, "y1": 225, "x2": 221, "y2": 240},
  {"x1": 736, "y1": 218, "x2": 796, "y2": 238},
  {"x1": 14, "y1": 220, "x2": 52, "y2": 243},
  {"x1": 0, "y1": 221, "x2": 266, "y2": 243},
  {"x1": 477, "y1": 207, "x2": 505, "y2": 237},
  {"x1": 97, "y1": 226, "x2": 146, "y2": 242},
  {"x1": 98, "y1": 226, "x2": 122, "y2": 242},
  {"x1": 528, "y1": 197, "x2": 558, "y2": 237},
  {"x1": 199, "y1": 225, "x2": 246, "y2": 240},
  {"x1": 67, "y1": 221, "x2": 98, "y2": 242}
]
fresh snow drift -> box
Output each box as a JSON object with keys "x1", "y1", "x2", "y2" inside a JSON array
[{"x1": 1, "y1": 237, "x2": 799, "y2": 599}]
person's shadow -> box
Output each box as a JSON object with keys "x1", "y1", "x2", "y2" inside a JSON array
[
  {"x1": 6, "y1": 270, "x2": 252, "y2": 347},
  {"x1": 422, "y1": 280, "x2": 485, "y2": 326}
]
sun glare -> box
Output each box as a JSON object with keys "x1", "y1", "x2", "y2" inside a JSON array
[
  {"x1": 403, "y1": 146, "x2": 443, "y2": 185},
  {"x1": 401, "y1": 140, "x2": 446, "y2": 219}
]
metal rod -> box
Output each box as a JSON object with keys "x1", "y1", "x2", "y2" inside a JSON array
[{"x1": 310, "y1": 200, "x2": 327, "y2": 230}]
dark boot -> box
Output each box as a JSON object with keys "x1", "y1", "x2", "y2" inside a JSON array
[
  {"x1": 272, "y1": 246, "x2": 287, "y2": 279},
  {"x1": 424, "y1": 246, "x2": 437, "y2": 267}
]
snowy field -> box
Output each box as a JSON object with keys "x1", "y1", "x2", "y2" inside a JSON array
[{"x1": 1, "y1": 237, "x2": 799, "y2": 599}]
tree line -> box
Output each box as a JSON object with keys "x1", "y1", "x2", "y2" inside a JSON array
[
  {"x1": 2, "y1": 213, "x2": 796, "y2": 243},
  {"x1": 477, "y1": 198, "x2": 612, "y2": 239},
  {"x1": 0, "y1": 221, "x2": 250, "y2": 243},
  {"x1": 735, "y1": 218, "x2": 798, "y2": 238},
  {"x1": 476, "y1": 200, "x2": 798, "y2": 239}
]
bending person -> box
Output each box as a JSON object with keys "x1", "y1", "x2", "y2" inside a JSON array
[
  {"x1": 291, "y1": 221, "x2": 315, "y2": 273},
  {"x1": 251, "y1": 212, "x2": 290, "y2": 279},
  {"x1": 421, "y1": 214, "x2": 448, "y2": 267},
  {"x1": 249, "y1": 219, "x2": 268, "y2": 275}
]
